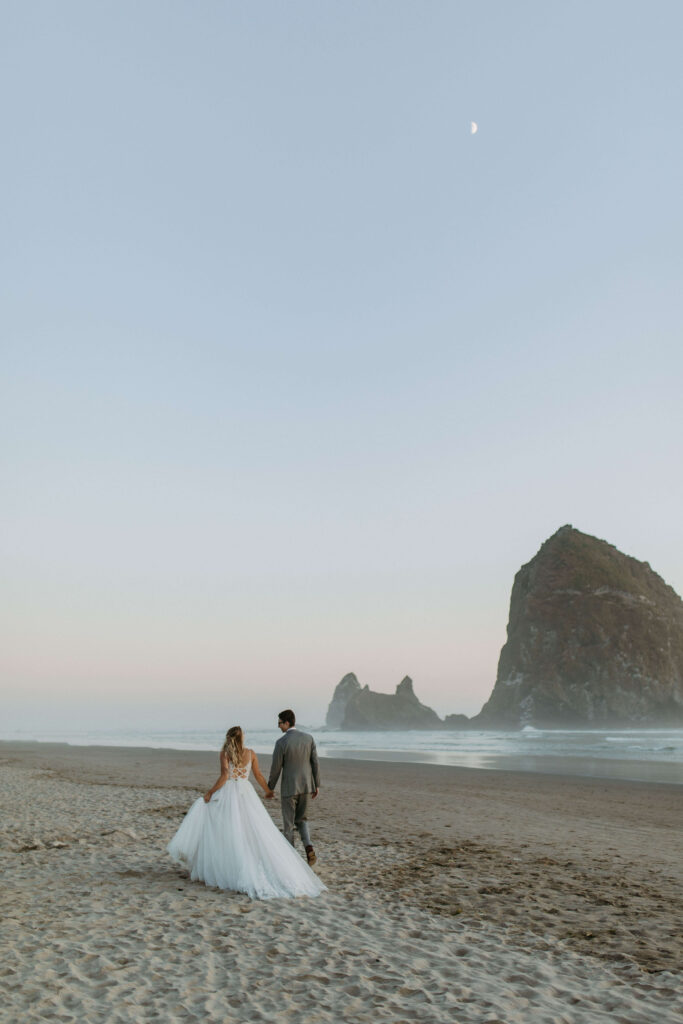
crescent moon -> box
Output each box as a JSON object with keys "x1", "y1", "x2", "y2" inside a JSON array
[{"x1": 470, "y1": 121, "x2": 478, "y2": 135}]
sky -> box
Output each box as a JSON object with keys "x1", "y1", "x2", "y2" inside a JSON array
[{"x1": 2, "y1": 1, "x2": 682, "y2": 732}]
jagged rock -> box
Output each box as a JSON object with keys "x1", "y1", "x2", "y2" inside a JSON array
[
  {"x1": 473, "y1": 525, "x2": 683, "y2": 728},
  {"x1": 325, "y1": 673, "x2": 362, "y2": 728},
  {"x1": 340, "y1": 676, "x2": 444, "y2": 730}
]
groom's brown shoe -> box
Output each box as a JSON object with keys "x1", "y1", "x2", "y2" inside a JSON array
[{"x1": 305, "y1": 845, "x2": 317, "y2": 866}]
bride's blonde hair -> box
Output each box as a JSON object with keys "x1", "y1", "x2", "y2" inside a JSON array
[{"x1": 222, "y1": 726, "x2": 244, "y2": 765}]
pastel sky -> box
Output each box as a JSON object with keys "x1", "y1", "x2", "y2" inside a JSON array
[{"x1": 2, "y1": 2, "x2": 682, "y2": 731}]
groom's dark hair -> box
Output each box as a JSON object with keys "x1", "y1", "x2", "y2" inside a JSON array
[{"x1": 278, "y1": 709, "x2": 295, "y2": 727}]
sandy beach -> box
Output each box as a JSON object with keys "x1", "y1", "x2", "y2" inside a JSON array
[{"x1": 1, "y1": 741, "x2": 681, "y2": 1023}]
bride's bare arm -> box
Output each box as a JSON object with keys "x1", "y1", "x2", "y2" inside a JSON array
[
  {"x1": 250, "y1": 751, "x2": 274, "y2": 799},
  {"x1": 204, "y1": 752, "x2": 229, "y2": 803}
]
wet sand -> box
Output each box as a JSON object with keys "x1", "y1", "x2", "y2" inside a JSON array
[{"x1": 1, "y1": 741, "x2": 681, "y2": 1023}]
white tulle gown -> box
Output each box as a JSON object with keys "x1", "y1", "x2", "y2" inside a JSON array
[{"x1": 167, "y1": 754, "x2": 326, "y2": 900}]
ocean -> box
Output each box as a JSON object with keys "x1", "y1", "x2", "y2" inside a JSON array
[{"x1": 3, "y1": 725, "x2": 682, "y2": 785}]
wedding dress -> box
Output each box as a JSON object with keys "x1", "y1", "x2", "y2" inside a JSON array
[{"x1": 167, "y1": 754, "x2": 326, "y2": 900}]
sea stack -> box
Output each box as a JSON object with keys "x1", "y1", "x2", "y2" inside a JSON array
[
  {"x1": 325, "y1": 674, "x2": 443, "y2": 730},
  {"x1": 473, "y1": 525, "x2": 683, "y2": 728},
  {"x1": 325, "y1": 672, "x2": 362, "y2": 728}
]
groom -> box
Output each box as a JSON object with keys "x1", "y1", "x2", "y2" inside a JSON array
[{"x1": 267, "y1": 709, "x2": 320, "y2": 866}]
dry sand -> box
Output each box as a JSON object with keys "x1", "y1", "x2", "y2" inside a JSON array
[{"x1": 1, "y1": 741, "x2": 681, "y2": 1023}]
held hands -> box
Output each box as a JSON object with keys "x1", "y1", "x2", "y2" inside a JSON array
[
  {"x1": 312, "y1": 787, "x2": 319, "y2": 800},
  {"x1": 264, "y1": 788, "x2": 275, "y2": 800}
]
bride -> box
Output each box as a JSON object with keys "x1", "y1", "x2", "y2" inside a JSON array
[{"x1": 167, "y1": 726, "x2": 326, "y2": 900}]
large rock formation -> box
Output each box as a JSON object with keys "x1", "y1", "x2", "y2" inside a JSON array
[
  {"x1": 326, "y1": 675, "x2": 443, "y2": 730},
  {"x1": 474, "y1": 525, "x2": 683, "y2": 728}
]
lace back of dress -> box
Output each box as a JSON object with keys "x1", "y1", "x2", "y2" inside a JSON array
[{"x1": 229, "y1": 752, "x2": 251, "y2": 781}]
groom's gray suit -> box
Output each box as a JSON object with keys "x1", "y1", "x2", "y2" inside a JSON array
[{"x1": 267, "y1": 728, "x2": 320, "y2": 849}]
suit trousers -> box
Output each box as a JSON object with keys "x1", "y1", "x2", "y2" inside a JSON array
[{"x1": 281, "y1": 793, "x2": 311, "y2": 848}]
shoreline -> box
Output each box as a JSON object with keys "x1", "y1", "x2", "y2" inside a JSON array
[
  {"x1": 2, "y1": 740, "x2": 682, "y2": 1022},
  {"x1": 1, "y1": 737, "x2": 681, "y2": 787}
]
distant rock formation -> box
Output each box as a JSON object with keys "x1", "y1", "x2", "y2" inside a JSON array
[
  {"x1": 473, "y1": 525, "x2": 683, "y2": 728},
  {"x1": 326, "y1": 674, "x2": 444, "y2": 730},
  {"x1": 443, "y1": 713, "x2": 470, "y2": 730}
]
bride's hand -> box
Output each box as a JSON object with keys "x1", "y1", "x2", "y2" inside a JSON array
[
  {"x1": 264, "y1": 789, "x2": 275, "y2": 800},
  {"x1": 204, "y1": 791, "x2": 212, "y2": 803}
]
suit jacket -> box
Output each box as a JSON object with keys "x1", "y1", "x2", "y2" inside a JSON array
[{"x1": 267, "y1": 728, "x2": 320, "y2": 797}]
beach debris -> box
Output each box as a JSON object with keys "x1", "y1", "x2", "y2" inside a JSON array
[
  {"x1": 14, "y1": 836, "x2": 73, "y2": 851},
  {"x1": 16, "y1": 838, "x2": 45, "y2": 852},
  {"x1": 101, "y1": 828, "x2": 138, "y2": 842}
]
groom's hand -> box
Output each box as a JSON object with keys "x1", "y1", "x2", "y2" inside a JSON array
[
  {"x1": 312, "y1": 788, "x2": 319, "y2": 799},
  {"x1": 265, "y1": 789, "x2": 275, "y2": 799}
]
